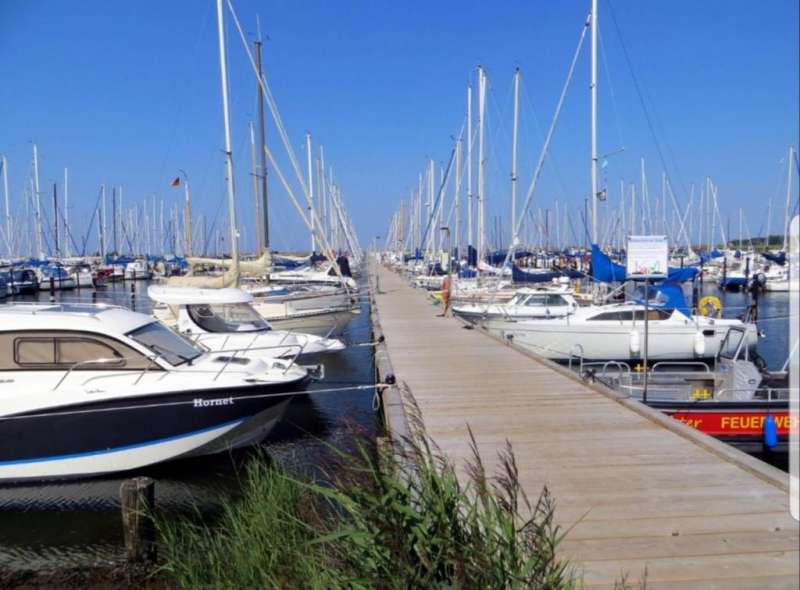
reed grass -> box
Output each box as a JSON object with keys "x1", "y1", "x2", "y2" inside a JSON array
[{"x1": 158, "y1": 405, "x2": 580, "y2": 589}]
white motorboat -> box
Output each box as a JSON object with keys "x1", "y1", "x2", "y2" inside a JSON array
[
  {"x1": 480, "y1": 289, "x2": 758, "y2": 362},
  {"x1": 453, "y1": 286, "x2": 578, "y2": 322},
  {"x1": 0, "y1": 303, "x2": 309, "y2": 482},
  {"x1": 149, "y1": 286, "x2": 345, "y2": 358},
  {"x1": 246, "y1": 284, "x2": 358, "y2": 336},
  {"x1": 125, "y1": 259, "x2": 152, "y2": 280},
  {"x1": 67, "y1": 263, "x2": 95, "y2": 288},
  {"x1": 37, "y1": 265, "x2": 76, "y2": 290}
]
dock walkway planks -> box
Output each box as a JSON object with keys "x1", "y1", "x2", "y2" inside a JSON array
[{"x1": 372, "y1": 263, "x2": 799, "y2": 589}]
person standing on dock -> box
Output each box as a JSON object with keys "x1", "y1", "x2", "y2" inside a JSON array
[{"x1": 439, "y1": 274, "x2": 452, "y2": 317}]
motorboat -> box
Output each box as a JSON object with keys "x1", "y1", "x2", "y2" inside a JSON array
[
  {"x1": 481, "y1": 285, "x2": 758, "y2": 362},
  {"x1": 246, "y1": 284, "x2": 359, "y2": 336},
  {"x1": 3, "y1": 268, "x2": 39, "y2": 295},
  {"x1": 125, "y1": 259, "x2": 152, "y2": 280},
  {"x1": 453, "y1": 286, "x2": 577, "y2": 322},
  {"x1": 66, "y1": 263, "x2": 95, "y2": 288},
  {"x1": 37, "y1": 265, "x2": 76, "y2": 290},
  {"x1": 148, "y1": 285, "x2": 345, "y2": 358},
  {"x1": 0, "y1": 303, "x2": 310, "y2": 482},
  {"x1": 587, "y1": 326, "x2": 793, "y2": 452}
]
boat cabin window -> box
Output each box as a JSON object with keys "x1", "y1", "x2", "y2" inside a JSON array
[
  {"x1": 588, "y1": 309, "x2": 671, "y2": 322},
  {"x1": 187, "y1": 303, "x2": 269, "y2": 333},
  {"x1": 1, "y1": 331, "x2": 156, "y2": 370},
  {"x1": 127, "y1": 322, "x2": 203, "y2": 366}
]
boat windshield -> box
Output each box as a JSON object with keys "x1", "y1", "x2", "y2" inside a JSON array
[
  {"x1": 127, "y1": 321, "x2": 203, "y2": 366},
  {"x1": 187, "y1": 303, "x2": 269, "y2": 333},
  {"x1": 718, "y1": 328, "x2": 746, "y2": 360}
]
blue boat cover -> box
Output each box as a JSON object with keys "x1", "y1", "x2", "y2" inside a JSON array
[
  {"x1": 698, "y1": 249, "x2": 723, "y2": 264},
  {"x1": 637, "y1": 282, "x2": 692, "y2": 318},
  {"x1": 761, "y1": 251, "x2": 786, "y2": 266}
]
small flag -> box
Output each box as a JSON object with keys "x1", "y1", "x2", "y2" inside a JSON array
[{"x1": 170, "y1": 176, "x2": 181, "y2": 187}]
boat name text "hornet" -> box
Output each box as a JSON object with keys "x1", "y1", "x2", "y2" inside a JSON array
[{"x1": 193, "y1": 397, "x2": 235, "y2": 408}]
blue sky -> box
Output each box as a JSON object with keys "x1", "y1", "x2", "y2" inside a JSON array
[{"x1": 0, "y1": 0, "x2": 797, "y2": 255}]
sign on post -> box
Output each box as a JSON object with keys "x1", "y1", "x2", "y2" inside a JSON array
[{"x1": 626, "y1": 235, "x2": 668, "y2": 279}]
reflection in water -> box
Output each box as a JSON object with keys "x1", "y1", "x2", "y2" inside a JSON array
[{"x1": 0, "y1": 276, "x2": 378, "y2": 572}]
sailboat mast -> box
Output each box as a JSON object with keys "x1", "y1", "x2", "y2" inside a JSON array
[
  {"x1": 255, "y1": 37, "x2": 270, "y2": 252},
  {"x1": 466, "y1": 83, "x2": 473, "y2": 251},
  {"x1": 306, "y1": 132, "x2": 316, "y2": 253},
  {"x1": 52, "y1": 184, "x2": 59, "y2": 258},
  {"x1": 477, "y1": 65, "x2": 486, "y2": 262},
  {"x1": 249, "y1": 121, "x2": 262, "y2": 254},
  {"x1": 455, "y1": 137, "x2": 462, "y2": 255},
  {"x1": 183, "y1": 174, "x2": 193, "y2": 256},
  {"x1": 1, "y1": 155, "x2": 10, "y2": 256},
  {"x1": 590, "y1": 0, "x2": 599, "y2": 244},
  {"x1": 64, "y1": 168, "x2": 70, "y2": 258},
  {"x1": 783, "y1": 145, "x2": 794, "y2": 251},
  {"x1": 32, "y1": 144, "x2": 44, "y2": 259},
  {"x1": 511, "y1": 67, "x2": 520, "y2": 237},
  {"x1": 216, "y1": 0, "x2": 239, "y2": 276}
]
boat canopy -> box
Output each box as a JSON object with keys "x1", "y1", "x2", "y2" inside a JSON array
[
  {"x1": 637, "y1": 282, "x2": 692, "y2": 318},
  {"x1": 761, "y1": 251, "x2": 786, "y2": 266},
  {"x1": 148, "y1": 286, "x2": 253, "y2": 305},
  {"x1": 591, "y1": 245, "x2": 699, "y2": 283},
  {"x1": 697, "y1": 249, "x2": 724, "y2": 264}
]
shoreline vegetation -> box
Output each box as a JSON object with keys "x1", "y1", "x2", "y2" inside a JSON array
[{"x1": 157, "y1": 409, "x2": 584, "y2": 589}]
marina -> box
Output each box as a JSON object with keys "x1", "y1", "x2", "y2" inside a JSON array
[{"x1": 1, "y1": 0, "x2": 798, "y2": 587}]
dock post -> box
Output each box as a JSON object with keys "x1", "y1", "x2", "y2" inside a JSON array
[
  {"x1": 49, "y1": 276, "x2": 55, "y2": 302},
  {"x1": 120, "y1": 477, "x2": 156, "y2": 562}
]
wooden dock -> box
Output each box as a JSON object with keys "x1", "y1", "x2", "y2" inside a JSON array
[{"x1": 371, "y1": 263, "x2": 799, "y2": 589}]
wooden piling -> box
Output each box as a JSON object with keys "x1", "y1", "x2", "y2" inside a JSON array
[{"x1": 120, "y1": 477, "x2": 156, "y2": 562}]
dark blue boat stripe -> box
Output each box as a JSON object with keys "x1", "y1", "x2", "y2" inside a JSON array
[{"x1": 0, "y1": 417, "x2": 246, "y2": 466}]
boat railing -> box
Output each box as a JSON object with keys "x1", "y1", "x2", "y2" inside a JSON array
[
  {"x1": 55, "y1": 354, "x2": 162, "y2": 391},
  {"x1": 210, "y1": 342, "x2": 307, "y2": 379},
  {"x1": 567, "y1": 344, "x2": 585, "y2": 373}
]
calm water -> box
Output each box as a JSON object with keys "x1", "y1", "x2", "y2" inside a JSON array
[{"x1": 0, "y1": 276, "x2": 379, "y2": 573}]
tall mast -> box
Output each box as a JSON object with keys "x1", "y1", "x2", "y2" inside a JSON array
[
  {"x1": 112, "y1": 187, "x2": 118, "y2": 254},
  {"x1": 783, "y1": 145, "x2": 794, "y2": 251},
  {"x1": 100, "y1": 184, "x2": 107, "y2": 256},
  {"x1": 249, "y1": 121, "x2": 262, "y2": 254},
  {"x1": 466, "y1": 82, "x2": 473, "y2": 251},
  {"x1": 52, "y1": 184, "x2": 59, "y2": 258},
  {"x1": 180, "y1": 172, "x2": 193, "y2": 256},
  {"x1": 32, "y1": 144, "x2": 44, "y2": 259},
  {"x1": 2, "y1": 155, "x2": 10, "y2": 256},
  {"x1": 427, "y1": 159, "x2": 434, "y2": 255},
  {"x1": 320, "y1": 145, "x2": 327, "y2": 243},
  {"x1": 477, "y1": 65, "x2": 486, "y2": 262},
  {"x1": 63, "y1": 168, "x2": 70, "y2": 257},
  {"x1": 216, "y1": 0, "x2": 239, "y2": 277},
  {"x1": 511, "y1": 67, "x2": 520, "y2": 238},
  {"x1": 590, "y1": 0, "x2": 599, "y2": 243},
  {"x1": 454, "y1": 137, "x2": 462, "y2": 255},
  {"x1": 255, "y1": 36, "x2": 270, "y2": 252},
  {"x1": 306, "y1": 132, "x2": 316, "y2": 252}
]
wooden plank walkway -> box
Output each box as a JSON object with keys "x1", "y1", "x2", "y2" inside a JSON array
[{"x1": 372, "y1": 263, "x2": 799, "y2": 589}]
